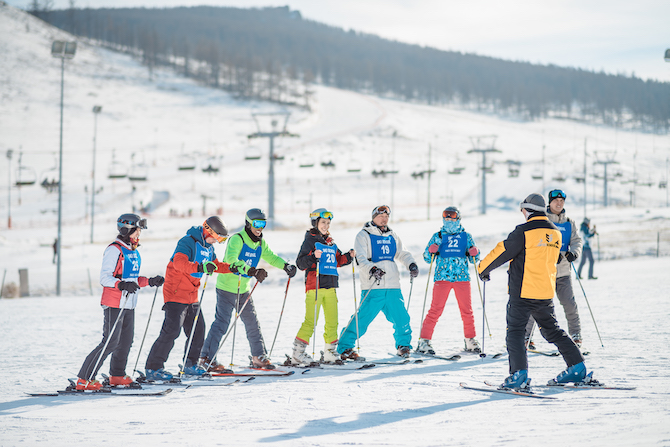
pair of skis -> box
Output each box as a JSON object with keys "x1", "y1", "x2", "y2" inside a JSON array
[{"x1": 460, "y1": 380, "x2": 635, "y2": 400}]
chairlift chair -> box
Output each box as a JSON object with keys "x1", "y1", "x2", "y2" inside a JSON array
[
  {"x1": 108, "y1": 161, "x2": 128, "y2": 179},
  {"x1": 347, "y1": 159, "x2": 362, "y2": 173},
  {"x1": 244, "y1": 147, "x2": 262, "y2": 161},
  {"x1": 299, "y1": 153, "x2": 315, "y2": 168},
  {"x1": 178, "y1": 154, "x2": 196, "y2": 171},
  {"x1": 321, "y1": 160, "x2": 336, "y2": 169},
  {"x1": 128, "y1": 163, "x2": 148, "y2": 182},
  {"x1": 202, "y1": 156, "x2": 220, "y2": 174},
  {"x1": 659, "y1": 180, "x2": 667, "y2": 189},
  {"x1": 15, "y1": 166, "x2": 37, "y2": 186}
]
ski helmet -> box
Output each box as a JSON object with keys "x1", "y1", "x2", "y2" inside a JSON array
[
  {"x1": 442, "y1": 206, "x2": 460, "y2": 220},
  {"x1": 245, "y1": 208, "x2": 267, "y2": 229},
  {"x1": 371, "y1": 205, "x2": 391, "y2": 220},
  {"x1": 203, "y1": 216, "x2": 229, "y2": 243},
  {"x1": 310, "y1": 208, "x2": 333, "y2": 228},
  {"x1": 117, "y1": 213, "x2": 147, "y2": 236}
]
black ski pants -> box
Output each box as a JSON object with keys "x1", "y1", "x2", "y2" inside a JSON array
[
  {"x1": 78, "y1": 307, "x2": 135, "y2": 380},
  {"x1": 144, "y1": 302, "x2": 205, "y2": 371},
  {"x1": 506, "y1": 295, "x2": 583, "y2": 374}
]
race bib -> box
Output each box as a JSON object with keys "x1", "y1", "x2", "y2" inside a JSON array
[
  {"x1": 439, "y1": 232, "x2": 467, "y2": 258},
  {"x1": 369, "y1": 234, "x2": 396, "y2": 262},
  {"x1": 316, "y1": 242, "x2": 338, "y2": 276}
]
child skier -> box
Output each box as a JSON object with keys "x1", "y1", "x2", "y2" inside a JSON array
[
  {"x1": 76, "y1": 214, "x2": 164, "y2": 390},
  {"x1": 199, "y1": 208, "x2": 297, "y2": 370},
  {"x1": 417, "y1": 206, "x2": 481, "y2": 355},
  {"x1": 143, "y1": 216, "x2": 231, "y2": 381},
  {"x1": 291, "y1": 208, "x2": 355, "y2": 365}
]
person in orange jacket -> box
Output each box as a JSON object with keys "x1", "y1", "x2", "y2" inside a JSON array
[{"x1": 144, "y1": 216, "x2": 231, "y2": 381}]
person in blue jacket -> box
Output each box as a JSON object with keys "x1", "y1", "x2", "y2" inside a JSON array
[{"x1": 417, "y1": 206, "x2": 481, "y2": 355}]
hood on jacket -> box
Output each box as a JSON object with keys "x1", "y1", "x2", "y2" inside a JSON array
[{"x1": 186, "y1": 226, "x2": 209, "y2": 247}]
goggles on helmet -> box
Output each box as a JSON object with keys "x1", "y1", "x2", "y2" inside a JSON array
[
  {"x1": 250, "y1": 219, "x2": 267, "y2": 229},
  {"x1": 119, "y1": 217, "x2": 147, "y2": 230},
  {"x1": 548, "y1": 189, "x2": 566, "y2": 201},
  {"x1": 372, "y1": 205, "x2": 391, "y2": 216},
  {"x1": 442, "y1": 209, "x2": 460, "y2": 220},
  {"x1": 310, "y1": 210, "x2": 333, "y2": 220},
  {"x1": 203, "y1": 222, "x2": 229, "y2": 243}
]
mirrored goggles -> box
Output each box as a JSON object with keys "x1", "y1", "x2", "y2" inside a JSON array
[
  {"x1": 203, "y1": 224, "x2": 229, "y2": 243},
  {"x1": 549, "y1": 189, "x2": 566, "y2": 201},
  {"x1": 373, "y1": 205, "x2": 391, "y2": 216},
  {"x1": 120, "y1": 218, "x2": 147, "y2": 230},
  {"x1": 251, "y1": 219, "x2": 267, "y2": 229},
  {"x1": 310, "y1": 210, "x2": 333, "y2": 220},
  {"x1": 442, "y1": 209, "x2": 459, "y2": 220}
]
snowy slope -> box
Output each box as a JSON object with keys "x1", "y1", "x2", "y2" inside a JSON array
[{"x1": 1, "y1": 4, "x2": 670, "y2": 446}]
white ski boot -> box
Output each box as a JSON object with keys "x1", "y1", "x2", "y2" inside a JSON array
[
  {"x1": 291, "y1": 338, "x2": 315, "y2": 365},
  {"x1": 416, "y1": 338, "x2": 435, "y2": 355},
  {"x1": 322, "y1": 342, "x2": 340, "y2": 363},
  {"x1": 464, "y1": 337, "x2": 481, "y2": 353}
]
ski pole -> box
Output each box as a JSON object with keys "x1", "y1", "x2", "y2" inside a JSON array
[
  {"x1": 312, "y1": 260, "x2": 320, "y2": 357},
  {"x1": 419, "y1": 254, "x2": 435, "y2": 332},
  {"x1": 406, "y1": 276, "x2": 415, "y2": 311},
  {"x1": 132, "y1": 286, "x2": 160, "y2": 376},
  {"x1": 230, "y1": 275, "x2": 242, "y2": 367},
  {"x1": 205, "y1": 280, "x2": 259, "y2": 372},
  {"x1": 87, "y1": 291, "x2": 130, "y2": 382},
  {"x1": 268, "y1": 277, "x2": 291, "y2": 358},
  {"x1": 180, "y1": 274, "x2": 209, "y2": 376},
  {"x1": 526, "y1": 321, "x2": 536, "y2": 350},
  {"x1": 341, "y1": 277, "x2": 380, "y2": 340},
  {"x1": 572, "y1": 263, "x2": 604, "y2": 347},
  {"x1": 479, "y1": 281, "x2": 487, "y2": 358},
  {"x1": 472, "y1": 261, "x2": 492, "y2": 337},
  {"x1": 352, "y1": 261, "x2": 360, "y2": 352}
]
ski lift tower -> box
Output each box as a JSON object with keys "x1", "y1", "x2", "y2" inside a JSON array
[
  {"x1": 468, "y1": 135, "x2": 501, "y2": 214},
  {"x1": 594, "y1": 153, "x2": 619, "y2": 207},
  {"x1": 247, "y1": 112, "x2": 299, "y2": 228},
  {"x1": 90, "y1": 105, "x2": 102, "y2": 243},
  {"x1": 51, "y1": 40, "x2": 77, "y2": 296}
]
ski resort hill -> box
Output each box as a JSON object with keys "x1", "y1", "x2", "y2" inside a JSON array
[{"x1": 1, "y1": 4, "x2": 670, "y2": 446}]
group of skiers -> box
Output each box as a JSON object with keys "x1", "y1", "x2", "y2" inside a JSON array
[{"x1": 75, "y1": 189, "x2": 596, "y2": 392}]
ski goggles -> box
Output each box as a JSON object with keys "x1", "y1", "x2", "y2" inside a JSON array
[
  {"x1": 119, "y1": 217, "x2": 147, "y2": 230},
  {"x1": 372, "y1": 205, "x2": 391, "y2": 217},
  {"x1": 310, "y1": 210, "x2": 333, "y2": 220},
  {"x1": 442, "y1": 209, "x2": 460, "y2": 220},
  {"x1": 548, "y1": 189, "x2": 566, "y2": 201},
  {"x1": 250, "y1": 219, "x2": 267, "y2": 229},
  {"x1": 203, "y1": 223, "x2": 229, "y2": 243}
]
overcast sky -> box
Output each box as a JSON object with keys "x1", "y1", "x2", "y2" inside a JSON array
[{"x1": 7, "y1": 0, "x2": 670, "y2": 82}]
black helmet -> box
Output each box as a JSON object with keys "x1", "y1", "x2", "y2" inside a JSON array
[
  {"x1": 245, "y1": 208, "x2": 267, "y2": 229},
  {"x1": 203, "y1": 216, "x2": 228, "y2": 243},
  {"x1": 117, "y1": 213, "x2": 147, "y2": 236},
  {"x1": 310, "y1": 208, "x2": 333, "y2": 228}
]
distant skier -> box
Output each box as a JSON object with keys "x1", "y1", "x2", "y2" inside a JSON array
[
  {"x1": 75, "y1": 214, "x2": 164, "y2": 390},
  {"x1": 577, "y1": 217, "x2": 597, "y2": 280},
  {"x1": 417, "y1": 206, "x2": 481, "y2": 355},
  {"x1": 337, "y1": 205, "x2": 418, "y2": 359},
  {"x1": 52, "y1": 238, "x2": 57, "y2": 264},
  {"x1": 199, "y1": 208, "x2": 297, "y2": 370},
  {"x1": 143, "y1": 216, "x2": 231, "y2": 381},
  {"x1": 291, "y1": 208, "x2": 355, "y2": 365},
  {"x1": 478, "y1": 193, "x2": 589, "y2": 390},
  {"x1": 525, "y1": 189, "x2": 583, "y2": 349}
]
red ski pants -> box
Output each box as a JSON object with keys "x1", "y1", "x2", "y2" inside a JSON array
[{"x1": 420, "y1": 281, "x2": 476, "y2": 339}]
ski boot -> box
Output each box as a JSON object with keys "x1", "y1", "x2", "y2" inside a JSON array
[
  {"x1": 464, "y1": 338, "x2": 481, "y2": 353},
  {"x1": 199, "y1": 356, "x2": 233, "y2": 374},
  {"x1": 525, "y1": 338, "x2": 536, "y2": 351},
  {"x1": 340, "y1": 348, "x2": 364, "y2": 362},
  {"x1": 397, "y1": 346, "x2": 412, "y2": 358},
  {"x1": 548, "y1": 361, "x2": 587, "y2": 385},
  {"x1": 500, "y1": 370, "x2": 530, "y2": 390},
  {"x1": 291, "y1": 338, "x2": 316, "y2": 365},
  {"x1": 571, "y1": 333, "x2": 583, "y2": 348},
  {"x1": 182, "y1": 363, "x2": 207, "y2": 376},
  {"x1": 145, "y1": 368, "x2": 174, "y2": 381},
  {"x1": 76, "y1": 378, "x2": 103, "y2": 391},
  {"x1": 322, "y1": 341, "x2": 341, "y2": 364},
  {"x1": 109, "y1": 375, "x2": 142, "y2": 389},
  {"x1": 416, "y1": 338, "x2": 435, "y2": 355},
  {"x1": 251, "y1": 354, "x2": 275, "y2": 370}
]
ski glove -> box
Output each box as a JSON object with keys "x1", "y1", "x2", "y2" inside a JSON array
[
  {"x1": 198, "y1": 261, "x2": 218, "y2": 275},
  {"x1": 565, "y1": 251, "x2": 577, "y2": 263},
  {"x1": 369, "y1": 266, "x2": 385, "y2": 281},
  {"x1": 479, "y1": 272, "x2": 490, "y2": 282},
  {"x1": 247, "y1": 267, "x2": 268, "y2": 283},
  {"x1": 409, "y1": 262, "x2": 419, "y2": 278},
  {"x1": 118, "y1": 281, "x2": 140, "y2": 293},
  {"x1": 468, "y1": 246, "x2": 479, "y2": 257},
  {"x1": 428, "y1": 244, "x2": 439, "y2": 254},
  {"x1": 284, "y1": 263, "x2": 297, "y2": 278},
  {"x1": 148, "y1": 275, "x2": 165, "y2": 287}
]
